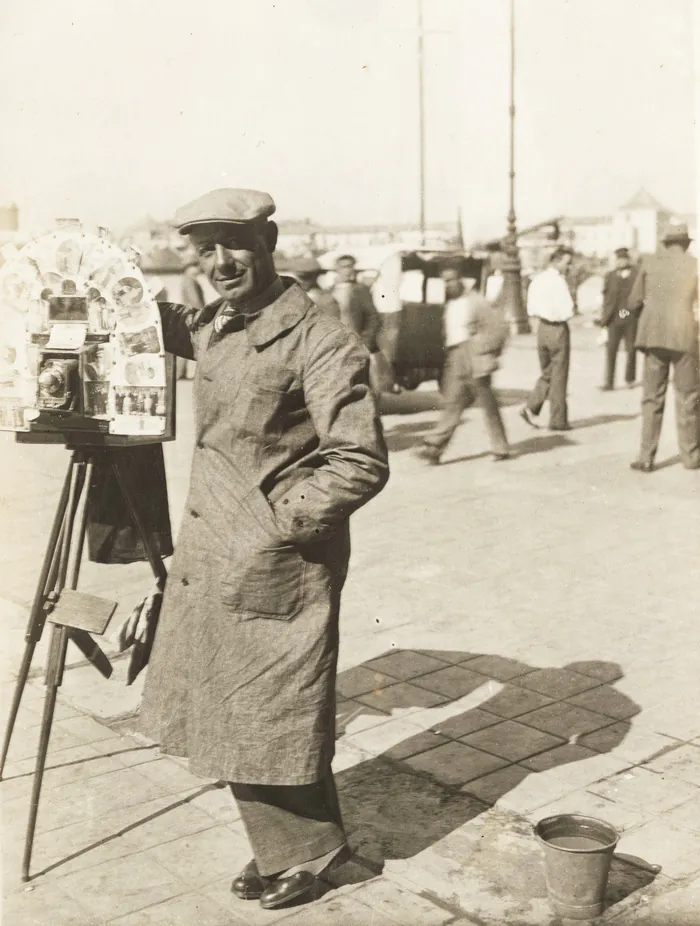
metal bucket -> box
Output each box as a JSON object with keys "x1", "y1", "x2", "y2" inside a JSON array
[{"x1": 534, "y1": 814, "x2": 619, "y2": 920}]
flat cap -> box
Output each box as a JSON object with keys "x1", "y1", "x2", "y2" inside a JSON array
[
  {"x1": 614, "y1": 247, "x2": 630, "y2": 257},
  {"x1": 174, "y1": 188, "x2": 276, "y2": 234}
]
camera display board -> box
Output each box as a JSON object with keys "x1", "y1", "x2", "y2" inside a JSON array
[{"x1": 0, "y1": 227, "x2": 174, "y2": 441}]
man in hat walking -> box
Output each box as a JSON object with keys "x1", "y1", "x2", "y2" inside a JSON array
[
  {"x1": 629, "y1": 223, "x2": 700, "y2": 471},
  {"x1": 291, "y1": 256, "x2": 341, "y2": 319},
  {"x1": 126, "y1": 188, "x2": 389, "y2": 909},
  {"x1": 599, "y1": 247, "x2": 640, "y2": 391},
  {"x1": 331, "y1": 254, "x2": 381, "y2": 354},
  {"x1": 520, "y1": 247, "x2": 575, "y2": 431}
]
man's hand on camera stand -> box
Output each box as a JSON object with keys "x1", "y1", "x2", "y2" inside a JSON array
[{"x1": 116, "y1": 585, "x2": 163, "y2": 652}]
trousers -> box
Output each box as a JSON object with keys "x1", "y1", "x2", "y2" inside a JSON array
[
  {"x1": 526, "y1": 320, "x2": 570, "y2": 428},
  {"x1": 426, "y1": 342, "x2": 508, "y2": 455},
  {"x1": 638, "y1": 348, "x2": 700, "y2": 468},
  {"x1": 230, "y1": 768, "x2": 347, "y2": 876},
  {"x1": 604, "y1": 319, "x2": 638, "y2": 388}
]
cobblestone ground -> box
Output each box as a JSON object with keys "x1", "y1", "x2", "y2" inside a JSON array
[{"x1": 1, "y1": 322, "x2": 699, "y2": 925}]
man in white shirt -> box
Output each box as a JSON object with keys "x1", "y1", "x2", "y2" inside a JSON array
[
  {"x1": 520, "y1": 247, "x2": 575, "y2": 431},
  {"x1": 416, "y1": 266, "x2": 510, "y2": 464}
]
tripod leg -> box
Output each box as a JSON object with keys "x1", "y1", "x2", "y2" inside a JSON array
[
  {"x1": 0, "y1": 457, "x2": 74, "y2": 780},
  {"x1": 21, "y1": 623, "x2": 68, "y2": 882}
]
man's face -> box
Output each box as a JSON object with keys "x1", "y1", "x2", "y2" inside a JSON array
[
  {"x1": 554, "y1": 253, "x2": 573, "y2": 274},
  {"x1": 335, "y1": 260, "x2": 356, "y2": 284},
  {"x1": 615, "y1": 254, "x2": 631, "y2": 272},
  {"x1": 189, "y1": 222, "x2": 277, "y2": 305},
  {"x1": 442, "y1": 268, "x2": 464, "y2": 299}
]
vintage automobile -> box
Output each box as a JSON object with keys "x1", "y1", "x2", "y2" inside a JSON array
[{"x1": 371, "y1": 249, "x2": 489, "y2": 391}]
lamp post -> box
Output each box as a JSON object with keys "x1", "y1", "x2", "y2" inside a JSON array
[
  {"x1": 417, "y1": 0, "x2": 426, "y2": 246},
  {"x1": 501, "y1": 0, "x2": 530, "y2": 333}
]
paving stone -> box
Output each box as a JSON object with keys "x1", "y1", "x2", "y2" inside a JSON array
[
  {"x1": 343, "y1": 716, "x2": 427, "y2": 757},
  {"x1": 528, "y1": 789, "x2": 653, "y2": 834},
  {"x1": 336, "y1": 666, "x2": 402, "y2": 699},
  {"x1": 519, "y1": 742, "x2": 599, "y2": 772},
  {"x1": 661, "y1": 795, "x2": 700, "y2": 834},
  {"x1": 429, "y1": 707, "x2": 502, "y2": 739},
  {"x1": 419, "y1": 650, "x2": 480, "y2": 665},
  {"x1": 403, "y1": 741, "x2": 508, "y2": 786},
  {"x1": 337, "y1": 700, "x2": 393, "y2": 735},
  {"x1": 141, "y1": 824, "x2": 251, "y2": 888},
  {"x1": 460, "y1": 719, "x2": 565, "y2": 763},
  {"x1": 2, "y1": 881, "x2": 102, "y2": 926},
  {"x1": 589, "y1": 768, "x2": 700, "y2": 815},
  {"x1": 363, "y1": 650, "x2": 449, "y2": 681},
  {"x1": 567, "y1": 686, "x2": 642, "y2": 720},
  {"x1": 383, "y1": 729, "x2": 452, "y2": 761},
  {"x1": 350, "y1": 876, "x2": 455, "y2": 925},
  {"x1": 580, "y1": 724, "x2": 680, "y2": 764},
  {"x1": 514, "y1": 667, "x2": 603, "y2": 699},
  {"x1": 617, "y1": 818, "x2": 700, "y2": 881},
  {"x1": 411, "y1": 664, "x2": 493, "y2": 700},
  {"x1": 460, "y1": 765, "x2": 531, "y2": 805},
  {"x1": 355, "y1": 682, "x2": 448, "y2": 714},
  {"x1": 518, "y1": 701, "x2": 615, "y2": 738},
  {"x1": 640, "y1": 744, "x2": 700, "y2": 788},
  {"x1": 276, "y1": 893, "x2": 399, "y2": 926},
  {"x1": 477, "y1": 685, "x2": 553, "y2": 719},
  {"x1": 110, "y1": 890, "x2": 249, "y2": 925},
  {"x1": 56, "y1": 851, "x2": 187, "y2": 919},
  {"x1": 462, "y1": 654, "x2": 532, "y2": 681}
]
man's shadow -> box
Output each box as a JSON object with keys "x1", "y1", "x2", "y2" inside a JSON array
[{"x1": 332, "y1": 650, "x2": 658, "y2": 912}]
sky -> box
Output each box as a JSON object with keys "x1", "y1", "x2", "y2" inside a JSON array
[{"x1": 0, "y1": 0, "x2": 696, "y2": 243}]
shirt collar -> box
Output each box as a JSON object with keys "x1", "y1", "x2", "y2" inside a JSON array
[{"x1": 244, "y1": 276, "x2": 312, "y2": 348}]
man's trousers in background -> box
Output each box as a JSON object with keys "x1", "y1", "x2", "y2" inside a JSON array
[
  {"x1": 425, "y1": 342, "x2": 508, "y2": 455},
  {"x1": 604, "y1": 319, "x2": 638, "y2": 388},
  {"x1": 526, "y1": 319, "x2": 570, "y2": 429},
  {"x1": 230, "y1": 768, "x2": 347, "y2": 876},
  {"x1": 638, "y1": 348, "x2": 700, "y2": 469}
]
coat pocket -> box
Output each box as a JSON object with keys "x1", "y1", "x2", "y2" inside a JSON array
[{"x1": 220, "y1": 544, "x2": 306, "y2": 620}]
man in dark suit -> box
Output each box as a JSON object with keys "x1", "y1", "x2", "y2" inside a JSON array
[
  {"x1": 599, "y1": 247, "x2": 640, "y2": 390},
  {"x1": 629, "y1": 224, "x2": 700, "y2": 472}
]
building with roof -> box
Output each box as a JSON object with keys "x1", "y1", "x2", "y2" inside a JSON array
[{"x1": 560, "y1": 188, "x2": 695, "y2": 258}]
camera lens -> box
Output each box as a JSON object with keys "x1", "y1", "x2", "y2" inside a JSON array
[{"x1": 39, "y1": 365, "x2": 65, "y2": 395}]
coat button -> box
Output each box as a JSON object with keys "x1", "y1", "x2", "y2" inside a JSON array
[
  {"x1": 190, "y1": 509, "x2": 199, "y2": 518},
  {"x1": 181, "y1": 577, "x2": 189, "y2": 586}
]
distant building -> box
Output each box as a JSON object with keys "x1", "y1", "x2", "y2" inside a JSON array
[{"x1": 561, "y1": 188, "x2": 696, "y2": 258}]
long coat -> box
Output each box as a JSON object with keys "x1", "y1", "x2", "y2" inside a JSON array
[
  {"x1": 632, "y1": 251, "x2": 699, "y2": 354},
  {"x1": 139, "y1": 279, "x2": 389, "y2": 785},
  {"x1": 600, "y1": 266, "x2": 639, "y2": 329}
]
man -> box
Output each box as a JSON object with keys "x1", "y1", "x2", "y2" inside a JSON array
[
  {"x1": 176, "y1": 259, "x2": 204, "y2": 379},
  {"x1": 332, "y1": 254, "x2": 381, "y2": 354},
  {"x1": 629, "y1": 223, "x2": 700, "y2": 472},
  {"x1": 416, "y1": 266, "x2": 510, "y2": 464},
  {"x1": 126, "y1": 189, "x2": 389, "y2": 910},
  {"x1": 599, "y1": 247, "x2": 640, "y2": 390},
  {"x1": 292, "y1": 256, "x2": 341, "y2": 319},
  {"x1": 520, "y1": 247, "x2": 575, "y2": 431}
]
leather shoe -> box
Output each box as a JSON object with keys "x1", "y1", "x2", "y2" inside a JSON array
[
  {"x1": 259, "y1": 870, "x2": 320, "y2": 909},
  {"x1": 519, "y1": 407, "x2": 539, "y2": 428},
  {"x1": 630, "y1": 460, "x2": 654, "y2": 473},
  {"x1": 231, "y1": 860, "x2": 270, "y2": 900}
]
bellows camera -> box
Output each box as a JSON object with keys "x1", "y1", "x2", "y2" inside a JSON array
[{"x1": 0, "y1": 225, "x2": 175, "y2": 444}]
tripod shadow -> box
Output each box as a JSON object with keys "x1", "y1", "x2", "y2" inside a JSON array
[{"x1": 331, "y1": 649, "x2": 658, "y2": 915}]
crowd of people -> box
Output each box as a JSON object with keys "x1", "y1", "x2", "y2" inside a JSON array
[{"x1": 117, "y1": 186, "x2": 698, "y2": 914}]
